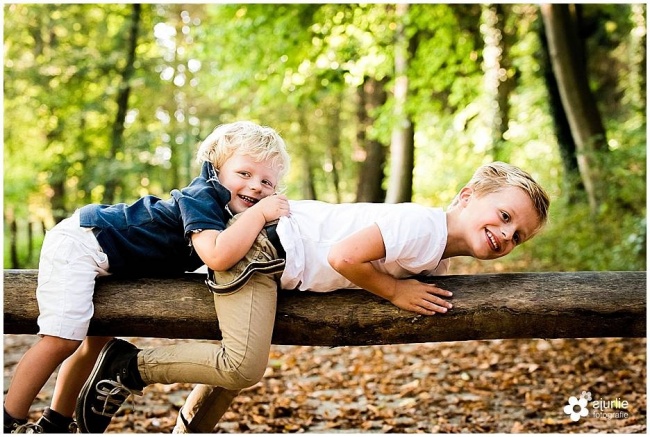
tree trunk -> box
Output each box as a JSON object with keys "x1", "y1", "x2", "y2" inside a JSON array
[
  {"x1": 627, "y1": 4, "x2": 646, "y2": 111},
  {"x1": 540, "y1": 4, "x2": 608, "y2": 214},
  {"x1": 355, "y1": 77, "x2": 388, "y2": 203},
  {"x1": 385, "y1": 3, "x2": 414, "y2": 203},
  {"x1": 481, "y1": 4, "x2": 517, "y2": 162},
  {"x1": 327, "y1": 101, "x2": 343, "y2": 203},
  {"x1": 4, "y1": 270, "x2": 645, "y2": 346},
  {"x1": 8, "y1": 215, "x2": 19, "y2": 269},
  {"x1": 27, "y1": 221, "x2": 34, "y2": 265},
  {"x1": 538, "y1": 14, "x2": 583, "y2": 198},
  {"x1": 49, "y1": 172, "x2": 67, "y2": 224},
  {"x1": 104, "y1": 4, "x2": 141, "y2": 204},
  {"x1": 299, "y1": 112, "x2": 317, "y2": 200}
]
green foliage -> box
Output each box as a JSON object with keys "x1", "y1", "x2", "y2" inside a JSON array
[
  {"x1": 517, "y1": 201, "x2": 646, "y2": 272},
  {"x1": 3, "y1": 3, "x2": 646, "y2": 273}
]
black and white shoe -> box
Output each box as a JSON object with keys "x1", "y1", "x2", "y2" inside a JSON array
[
  {"x1": 35, "y1": 408, "x2": 78, "y2": 433},
  {"x1": 75, "y1": 339, "x2": 143, "y2": 433}
]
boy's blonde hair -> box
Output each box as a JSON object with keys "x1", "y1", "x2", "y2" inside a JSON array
[
  {"x1": 196, "y1": 121, "x2": 291, "y2": 182},
  {"x1": 454, "y1": 161, "x2": 550, "y2": 228}
]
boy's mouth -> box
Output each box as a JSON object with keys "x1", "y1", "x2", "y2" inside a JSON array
[
  {"x1": 238, "y1": 194, "x2": 259, "y2": 206},
  {"x1": 486, "y1": 229, "x2": 501, "y2": 252}
]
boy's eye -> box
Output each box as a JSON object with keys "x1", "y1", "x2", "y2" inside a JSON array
[
  {"x1": 238, "y1": 171, "x2": 251, "y2": 178},
  {"x1": 262, "y1": 180, "x2": 274, "y2": 188},
  {"x1": 501, "y1": 211, "x2": 510, "y2": 222},
  {"x1": 513, "y1": 232, "x2": 521, "y2": 244}
]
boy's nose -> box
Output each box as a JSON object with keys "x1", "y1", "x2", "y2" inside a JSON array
[{"x1": 501, "y1": 225, "x2": 514, "y2": 241}]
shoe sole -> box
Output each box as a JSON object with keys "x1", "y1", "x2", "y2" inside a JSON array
[{"x1": 75, "y1": 338, "x2": 125, "y2": 433}]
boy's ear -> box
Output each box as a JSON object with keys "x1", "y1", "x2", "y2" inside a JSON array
[{"x1": 458, "y1": 187, "x2": 474, "y2": 206}]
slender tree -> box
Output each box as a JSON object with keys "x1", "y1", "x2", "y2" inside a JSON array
[
  {"x1": 541, "y1": 3, "x2": 608, "y2": 213},
  {"x1": 480, "y1": 4, "x2": 517, "y2": 161},
  {"x1": 385, "y1": 3, "x2": 415, "y2": 203},
  {"x1": 355, "y1": 77, "x2": 388, "y2": 203},
  {"x1": 537, "y1": 8, "x2": 582, "y2": 197},
  {"x1": 103, "y1": 4, "x2": 142, "y2": 204},
  {"x1": 626, "y1": 4, "x2": 646, "y2": 111}
]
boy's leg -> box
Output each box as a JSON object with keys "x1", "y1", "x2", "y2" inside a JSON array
[
  {"x1": 138, "y1": 271, "x2": 277, "y2": 387},
  {"x1": 77, "y1": 271, "x2": 278, "y2": 433},
  {"x1": 169, "y1": 269, "x2": 279, "y2": 433},
  {"x1": 76, "y1": 221, "x2": 281, "y2": 433},
  {"x1": 172, "y1": 385, "x2": 240, "y2": 433},
  {"x1": 5, "y1": 212, "x2": 109, "y2": 426},
  {"x1": 50, "y1": 336, "x2": 114, "y2": 417},
  {"x1": 4, "y1": 336, "x2": 80, "y2": 420}
]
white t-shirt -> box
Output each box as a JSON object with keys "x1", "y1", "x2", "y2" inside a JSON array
[{"x1": 276, "y1": 200, "x2": 449, "y2": 292}]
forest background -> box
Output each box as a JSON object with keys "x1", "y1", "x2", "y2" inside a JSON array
[
  {"x1": 3, "y1": 4, "x2": 647, "y2": 273},
  {"x1": 2, "y1": 3, "x2": 647, "y2": 434},
  {"x1": 2, "y1": 3, "x2": 647, "y2": 273}
]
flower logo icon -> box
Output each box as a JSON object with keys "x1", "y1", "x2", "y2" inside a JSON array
[{"x1": 564, "y1": 396, "x2": 589, "y2": 422}]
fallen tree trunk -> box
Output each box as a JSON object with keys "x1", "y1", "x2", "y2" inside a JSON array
[{"x1": 3, "y1": 270, "x2": 645, "y2": 346}]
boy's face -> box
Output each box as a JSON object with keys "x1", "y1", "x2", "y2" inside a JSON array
[
  {"x1": 218, "y1": 152, "x2": 280, "y2": 214},
  {"x1": 456, "y1": 186, "x2": 541, "y2": 260}
]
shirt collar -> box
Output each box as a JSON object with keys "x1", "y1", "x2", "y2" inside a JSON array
[{"x1": 200, "y1": 161, "x2": 232, "y2": 209}]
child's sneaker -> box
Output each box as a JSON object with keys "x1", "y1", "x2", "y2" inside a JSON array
[
  {"x1": 35, "y1": 408, "x2": 78, "y2": 433},
  {"x1": 10, "y1": 423, "x2": 43, "y2": 433},
  {"x1": 7, "y1": 416, "x2": 77, "y2": 434},
  {"x1": 3, "y1": 409, "x2": 39, "y2": 434},
  {"x1": 75, "y1": 339, "x2": 144, "y2": 433},
  {"x1": 4, "y1": 419, "x2": 38, "y2": 434}
]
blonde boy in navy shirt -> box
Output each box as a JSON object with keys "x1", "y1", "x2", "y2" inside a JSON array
[{"x1": 3, "y1": 121, "x2": 291, "y2": 433}]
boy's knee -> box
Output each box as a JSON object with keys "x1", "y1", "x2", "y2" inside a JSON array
[
  {"x1": 40, "y1": 335, "x2": 82, "y2": 358},
  {"x1": 221, "y1": 359, "x2": 267, "y2": 391}
]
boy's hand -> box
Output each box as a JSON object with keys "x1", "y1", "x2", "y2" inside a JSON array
[
  {"x1": 391, "y1": 279, "x2": 453, "y2": 316},
  {"x1": 252, "y1": 194, "x2": 290, "y2": 222}
]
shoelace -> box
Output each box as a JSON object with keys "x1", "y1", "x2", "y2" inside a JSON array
[
  {"x1": 67, "y1": 421, "x2": 79, "y2": 433},
  {"x1": 12, "y1": 423, "x2": 43, "y2": 434},
  {"x1": 91, "y1": 375, "x2": 143, "y2": 417}
]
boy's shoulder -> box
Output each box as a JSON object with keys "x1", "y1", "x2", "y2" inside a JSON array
[
  {"x1": 385, "y1": 202, "x2": 445, "y2": 220},
  {"x1": 384, "y1": 203, "x2": 446, "y2": 227},
  {"x1": 179, "y1": 162, "x2": 231, "y2": 206}
]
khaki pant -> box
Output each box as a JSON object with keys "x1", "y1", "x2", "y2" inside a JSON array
[{"x1": 136, "y1": 222, "x2": 282, "y2": 433}]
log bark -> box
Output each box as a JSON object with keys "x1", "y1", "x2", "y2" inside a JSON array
[{"x1": 3, "y1": 270, "x2": 645, "y2": 346}]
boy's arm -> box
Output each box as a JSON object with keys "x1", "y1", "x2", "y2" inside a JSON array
[
  {"x1": 327, "y1": 224, "x2": 453, "y2": 316},
  {"x1": 192, "y1": 194, "x2": 289, "y2": 271}
]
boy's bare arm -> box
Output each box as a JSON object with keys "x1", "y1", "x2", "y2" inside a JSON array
[
  {"x1": 192, "y1": 194, "x2": 289, "y2": 271},
  {"x1": 327, "y1": 224, "x2": 453, "y2": 316}
]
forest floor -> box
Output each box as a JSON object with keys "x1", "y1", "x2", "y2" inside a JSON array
[{"x1": 3, "y1": 335, "x2": 646, "y2": 433}]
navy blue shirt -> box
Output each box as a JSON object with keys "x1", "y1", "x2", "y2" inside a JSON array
[{"x1": 79, "y1": 162, "x2": 231, "y2": 277}]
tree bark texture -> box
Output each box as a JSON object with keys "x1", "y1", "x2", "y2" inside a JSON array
[
  {"x1": 481, "y1": 4, "x2": 517, "y2": 162},
  {"x1": 104, "y1": 4, "x2": 141, "y2": 204},
  {"x1": 538, "y1": 15, "x2": 583, "y2": 196},
  {"x1": 355, "y1": 77, "x2": 388, "y2": 203},
  {"x1": 4, "y1": 270, "x2": 645, "y2": 346},
  {"x1": 628, "y1": 4, "x2": 647, "y2": 111},
  {"x1": 385, "y1": 3, "x2": 414, "y2": 204},
  {"x1": 540, "y1": 4, "x2": 607, "y2": 214}
]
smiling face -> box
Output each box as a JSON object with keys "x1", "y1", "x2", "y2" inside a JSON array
[
  {"x1": 452, "y1": 186, "x2": 542, "y2": 260},
  {"x1": 217, "y1": 152, "x2": 280, "y2": 214}
]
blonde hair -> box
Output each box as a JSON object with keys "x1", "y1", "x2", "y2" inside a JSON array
[
  {"x1": 196, "y1": 121, "x2": 290, "y2": 182},
  {"x1": 454, "y1": 162, "x2": 551, "y2": 228}
]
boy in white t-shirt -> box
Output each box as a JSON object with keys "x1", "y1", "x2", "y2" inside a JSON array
[{"x1": 76, "y1": 162, "x2": 550, "y2": 433}]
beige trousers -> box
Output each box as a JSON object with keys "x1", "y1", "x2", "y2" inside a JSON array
[{"x1": 136, "y1": 225, "x2": 281, "y2": 432}]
